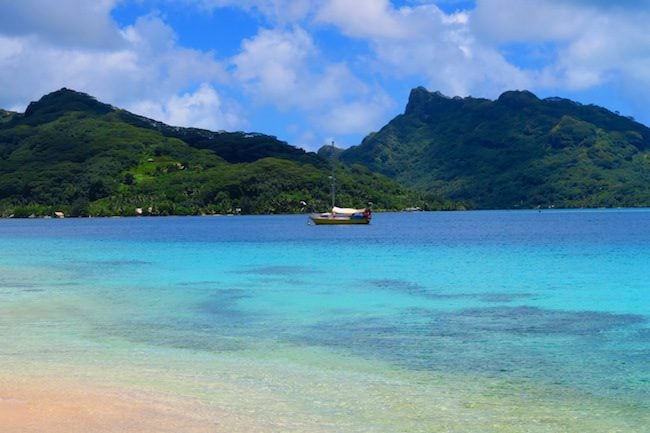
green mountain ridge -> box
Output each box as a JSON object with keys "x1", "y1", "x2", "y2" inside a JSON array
[
  {"x1": 0, "y1": 88, "x2": 445, "y2": 217},
  {"x1": 339, "y1": 87, "x2": 650, "y2": 209}
]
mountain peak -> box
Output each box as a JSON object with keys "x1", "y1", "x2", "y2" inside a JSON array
[
  {"x1": 497, "y1": 90, "x2": 540, "y2": 108},
  {"x1": 24, "y1": 88, "x2": 114, "y2": 121},
  {"x1": 405, "y1": 87, "x2": 454, "y2": 115},
  {"x1": 341, "y1": 86, "x2": 650, "y2": 209},
  {"x1": 406, "y1": 87, "x2": 545, "y2": 114}
]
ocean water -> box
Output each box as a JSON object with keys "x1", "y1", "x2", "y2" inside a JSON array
[{"x1": 1, "y1": 210, "x2": 649, "y2": 432}]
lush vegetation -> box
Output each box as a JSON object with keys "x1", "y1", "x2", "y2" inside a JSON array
[
  {"x1": 339, "y1": 87, "x2": 650, "y2": 209},
  {"x1": 8, "y1": 87, "x2": 644, "y2": 215},
  {"x1": 0, "y1": 89, "x2": 452, "y2": 217}
]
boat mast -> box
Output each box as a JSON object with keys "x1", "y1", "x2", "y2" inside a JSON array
[{"x1": 330, "y1": 141, "x2": 335, "y2": 208}]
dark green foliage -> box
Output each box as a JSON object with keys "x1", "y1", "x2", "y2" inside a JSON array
[
  {"x1": 340, "y1": 87, "x2": 650, "y2": 209},
  {"x1": 118, "y1": 111, "x2": 326, "y2": 167},
  {"x1": 0, "y1": 88, "x2": 442, "y2": 216},
  {"x1": 0, "y1": 109, "x2": 16, "y2": 124},
  {"x1": 22, "y1": 88, "x2": 113, "y2": 125},
  {"x1": 317, "y1": 143, "x2": 344, "y2": 159}
]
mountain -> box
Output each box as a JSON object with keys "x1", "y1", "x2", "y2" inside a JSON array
[
  {"x1": 339, "y1": 87, "x2": 650, "y2": 209},
  {"x1": 0, "y1": 89, "x2": 451, "y2": 217}
]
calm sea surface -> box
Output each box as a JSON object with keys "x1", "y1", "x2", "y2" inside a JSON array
[{"x1": 1, "y1": 210, "x2": 649, "y2": 431}]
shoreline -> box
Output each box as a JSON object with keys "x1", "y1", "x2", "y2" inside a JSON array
[
  {"x1": 1, "y1": 344, "x2": 648, "y2": 433},
  {"x1": 2, "y1": 206, "x2": 650, "y2": 220}
]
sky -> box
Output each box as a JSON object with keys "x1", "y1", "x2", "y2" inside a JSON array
[{"x1": 1, "y1": 0, "x2": 649, "y2": 151}]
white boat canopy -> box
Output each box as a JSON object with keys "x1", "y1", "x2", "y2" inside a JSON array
[{"x1": 332, "y1": 206, "x2": 367, "y2": 214}]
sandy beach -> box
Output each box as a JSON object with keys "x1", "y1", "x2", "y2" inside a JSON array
[{"x1": 0, "y1": 376, "x2": 268, "y2": 433}]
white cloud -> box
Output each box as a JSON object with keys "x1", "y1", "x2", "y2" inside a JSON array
[
  {"x1": 0, "y1": 0, "x2": 124, "y2": 48},
  {"x1": 232, "y1": 26, "x2": 316, "y2": 108},
  {"x1": 0, "y1": 35, "x2": 23, "y2": 62},
  {"x1": 470, "y1": 0, "x2": 650, "y2": 102},
  {"x1": 317, "y1": 0, "x2": 406, "y2": 39},
  {"x1": 316, "y1": 1, "x2": 529, "y2": 98},
  {"x1": 471, "y1": 0, "x2": 590, "y2": 43},
  {"x1": 556, "y1": 11, "x2": 650, "y2": 90},
  {"x1": 2, "y1": 0, "x2": 650, "y2": 149},
  {"x1": 117, "y1": 14, "x2": 229, "y2": 95},
  {"x1": 318, "y1": 93, "x2": 395, "y2": 135},
  {"x1": 314, "y1": 0, "x2": 650, "y2": 125},
  {"x1": 288, "y1": 127, "x2": 319, "y2": 151},
  {"x1": 0, "y1": 12, "x2": 236, "y2": 129},
  {"x1": 316, "y1": 0, "x2": 472, "y2": 41},
  {"x1": 231, "y1": 25, "x2": 396, "y2": 140},
  {"x1": 231, "y1": 27, "x2": 366, "y2": 110},
  {"x1": 128, "y1": 83, "x2": 243, "y2": 130}
]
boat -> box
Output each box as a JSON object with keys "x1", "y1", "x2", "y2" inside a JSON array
[
  {"x1": 309, "y1": 141, "x2": 372, "y2": 225},
  {"x1": 309, "y1": 206, "x2": 372, "y2": 225}
]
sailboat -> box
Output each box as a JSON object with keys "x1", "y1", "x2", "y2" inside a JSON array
[
  {"x1": 309, "y1": 206, "x2": 372, "y2": 225},
  {"x1": 309, "y1": 142, "x2": 372, "y2": 225}
]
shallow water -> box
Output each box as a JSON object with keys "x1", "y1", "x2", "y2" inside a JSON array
[{"x1": 1, "y1": 210, "x2": 649, "y2": 431}]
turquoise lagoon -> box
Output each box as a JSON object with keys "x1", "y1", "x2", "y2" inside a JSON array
[{"x1": 1, "y1": 210, "x2": 649, "y2": 431}]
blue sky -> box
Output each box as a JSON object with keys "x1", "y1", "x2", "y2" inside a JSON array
[{"x1": 1, "y1": 0, "x2": 649, "y2": 151}]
